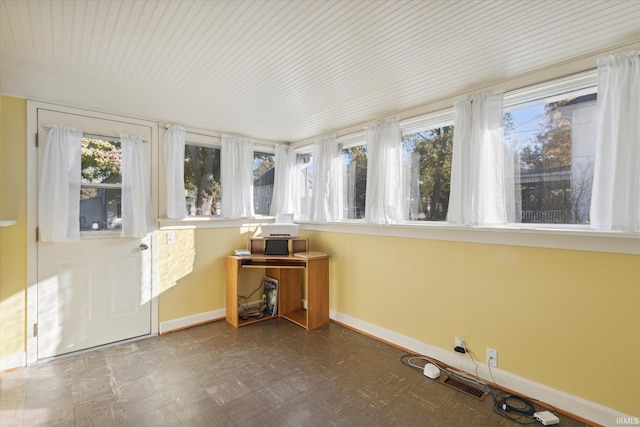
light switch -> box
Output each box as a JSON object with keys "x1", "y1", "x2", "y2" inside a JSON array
[{"x1": 166, "y1": 232, "x2": 175, "y2": 245}]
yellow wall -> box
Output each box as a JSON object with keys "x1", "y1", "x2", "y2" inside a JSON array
[
  {"x1": 305, "y1": 230, "x2": 640, "y2": 416},
  {"x1": 157, "y1": 227, "x2": 258, "y2": 322},
  {"x1": 0, "y1": 96, "x2": 28, "y2": 366}
]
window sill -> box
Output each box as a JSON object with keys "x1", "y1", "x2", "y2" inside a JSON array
[
  {"x1": 296, "y1": 220, "x2": 639, "y2": 255},
  {"x1": 157, "y1": 216, "x2": 274, "y2": 230}
]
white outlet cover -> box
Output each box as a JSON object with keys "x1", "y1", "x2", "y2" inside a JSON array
[{"x1": 486, "y1": 348, "x2": 498, "y2": 367}]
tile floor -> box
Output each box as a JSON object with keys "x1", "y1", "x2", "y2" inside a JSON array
[{"x1": 0, "y1": 319, "x2": 589, "y2": 426}]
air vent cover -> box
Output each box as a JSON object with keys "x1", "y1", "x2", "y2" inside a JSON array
[{"x1": 440, "y1": 374, "x2": 488, "y2": 401}]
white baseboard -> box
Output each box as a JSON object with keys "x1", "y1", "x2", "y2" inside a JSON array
[
  {"x1": 330, "y1": 310, "x2": 634, "y2": 427},
  {"x1": 0, "y1": 351, "x2": 26, "y2": 372},
  {"x1": 159, "y1": 308, "x2": 225, "y2": 334}
]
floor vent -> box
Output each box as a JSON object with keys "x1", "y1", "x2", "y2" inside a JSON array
[{"x1": 440, "y1": 374, "x2": 488, "y2": 401}]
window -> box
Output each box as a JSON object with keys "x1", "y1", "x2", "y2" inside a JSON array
[
  {"x1": 184, "y1": 143, "x2": 221, "y2": 216},
  {"x1": 80, "y1": 135, "x2": 122, "y2": 231},
  {"x1": 342, "y1": 143, "x2": 367, "y2": 219},
  {"x1": 253, "y1": 151, "x2": 275, "y2": 215},
  {"x1": 297, "y1": 153, "x2": 313, "y2": 219},
  {"x1": 402, "y1": 124, "x2": 454, "y2": 221},
  {"x1": 504, "y1": 89, "x2": 597, "y2": 224}
]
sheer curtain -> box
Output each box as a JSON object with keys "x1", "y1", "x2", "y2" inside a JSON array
[
  {"x1": 270, "y1": 144, "x2": 298, "y2": 217},
  {"x1": 310, "y1": 135, "x2": 340, "y2": 221},
  {"x1": 221, "y1": 134, "x2": 255, "y2": 218},
  {"x1": 448, "y1": 92, "x2": 512, "y2": 226},
  {"x1": 164, "y1": 125, "x2": 186, "y2": 219},
  {"x1": 365, "y1": 119, "x2": 404, "y2": 224},
  {"x1": 121, "y1": 134, "x2": 155, "y2": 237},
  {"x1": 590, "y1": 51, "x2": 640, "y2": 232},
  {"x1": 38, "y1": 125, "x2": 82, "y2": 242}
]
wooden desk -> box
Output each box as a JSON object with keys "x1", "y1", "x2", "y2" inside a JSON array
[{"x1": 225, "y1": 238, "x2": 329, "y2": 330}]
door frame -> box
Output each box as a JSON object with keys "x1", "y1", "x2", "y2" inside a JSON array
[{"x1": 26, "y1": 100, "x2": 160, "y2": 364}]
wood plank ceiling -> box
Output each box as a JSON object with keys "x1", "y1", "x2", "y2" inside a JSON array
[{"x1": 1, "y1": 0, "x2": 640, "y2": 142}]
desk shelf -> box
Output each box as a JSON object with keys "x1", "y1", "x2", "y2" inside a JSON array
[{"x1": 236, "y1": 312, "x2": 278, "y2": 327}]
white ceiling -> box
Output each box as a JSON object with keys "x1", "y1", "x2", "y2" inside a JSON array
[{"x1": 1, "y1": 0, "x2": 640, "y2": 143}]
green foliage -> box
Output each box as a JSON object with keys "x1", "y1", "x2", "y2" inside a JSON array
[
  {"x1": 253, "y1": 153, "x2": 275, "y2": 181},
  {"x1": 519, "y1": 100, "x2": 572, "y2": 172},
  {"x1": 81, "y1": 138, "x2": 121, "y2": 183},
  {"x1": 343, "y1": 145, "x2": 367, "y2": 219},
  {"x1": 184, "y1": 145, "x2": 221, "y2": 215},
  {"x1": 403, "y1": 126, "x2": 453, "y2": 220}
]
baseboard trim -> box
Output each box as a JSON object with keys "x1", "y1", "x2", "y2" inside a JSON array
[
  {"x1": 159, "y1": 308, "x2": 226, "y2": 334},
  {"x1": 0, "y1": 351, "x2": 26, "y2": 372},
  {"x1": 330, "y1": 310, "x2": 632, "y2": 427}
]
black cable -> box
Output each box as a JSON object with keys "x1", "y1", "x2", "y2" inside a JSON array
[
  {"x1": 400, "y1": 354, "x2": 446, "y2": 371},
  {"x1": 491, "y1": 389, "x2": 539, "y2": 425},
  {"x1": 401, "y1": 353, "x2": 542, "y2": 425},
  {"x1": 237, "y1": 281, "x2": 264, "y2": 311}
]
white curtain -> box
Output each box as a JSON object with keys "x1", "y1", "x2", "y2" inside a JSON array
[
  {"x1": 310, "y1": 135, "x2": 340, "y2": 221},
  {"x1": 121, "y1": 134, "x2": 155, "y2": 237},
  {"x1": 590, "y1": 51, "x2": 640, "y2": 232},
  {"x1": 221, "y1": 134, "x2": 255, "y2": 218},
  {"x1": 270, "y1": 144, "x2": 298, "y2": 217},
  {"x1": 164, "y1": 125, "x2": 186, "y2": 219},
  {"x1": 448, "y1": 92, "x2": 511, "y2": 226},
  {"x1": 38, "y1": 125, "x2": 82, "y2": 242},
  {"x1": 365, "y1": 119, "x2": 404, "y2": 224}
]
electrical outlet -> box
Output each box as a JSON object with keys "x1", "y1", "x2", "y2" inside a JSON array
[
  {"x1": 486, "y1": 348, "x2": 498, "y2": 367},
  {"x1": 455, "y1": 337, "x2": 465, "y2": 349}
]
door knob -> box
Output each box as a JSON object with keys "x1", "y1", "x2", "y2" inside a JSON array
[{"x1": 140, "y1": 243, "x2": 149, "y2": 250}]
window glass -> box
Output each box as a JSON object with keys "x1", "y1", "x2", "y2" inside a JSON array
[
  {"x1": 80, "y1": 136, "x2": 122, "y2": 231},
  {"x1": 504, "y1": 90, "x2": 596, "y2": 224},
  {"x1": 297, "y1": 153, "x2": 313, "y2": 220},
  {"x1": 402, "y1": 125, "x2": 453, "y2": 221},
  {"x1": 184, "y1": 143, "x2": 221, "y2": 216},
  {"x1": 253, "y1": 152, "x2": 275, "y2": 215},
  {"x1": 342, "y1": 144, "x2": 367, "y2": 219}
]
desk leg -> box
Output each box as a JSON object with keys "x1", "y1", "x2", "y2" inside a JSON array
[
  {"x1": 226, "y1": 257, "x2": 240, "y2": 327},
  {"x1": 307, "y1": 258, "x2": 329, "y2": 330}
]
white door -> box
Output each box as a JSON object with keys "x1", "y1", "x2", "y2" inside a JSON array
[{"x1": 37, "y1": 109, "x2": 153, "y2": 359}]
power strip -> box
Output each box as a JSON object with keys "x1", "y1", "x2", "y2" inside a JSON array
[{"x1": 534, "y1": 411, "x2": 560, "y2": 425}]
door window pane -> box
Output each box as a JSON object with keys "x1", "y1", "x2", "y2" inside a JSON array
[
  {"x1": 80, "y1": 188, "x2": 122, "y2": 231},
  {"x1": 81, "y1": 137, "x2": 122, "y2": 184},
  {"x1": 184, "y1": 144, "x2": 221, "y2": 216},
  {"x1": 80, "y1": 136, "x2": 122, "y2": 232},
  {"x1": 504, "y1": 91, "x2": 596, "y2": 224}
]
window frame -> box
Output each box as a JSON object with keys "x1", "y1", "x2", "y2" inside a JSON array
[
  {"x1": 183, "y1": 133, "x2": 222, "y2": 219},
  {"x1": 252, "y1": 148, "x2": 276, "y2": 217},
  {"x1": 340, "y1": 135, "x2": 367, "y2": 221},
  {"x1": 401, "y1": 116, "x2": 455, "y2": 223},
  {"x1": 158, "y1": 127, "x2": 279, "y2": 227},
  {"x1": 159, "y1": 70, "x2": 638, "y2": 254},
  {"x1": 79, "y1": 133, "x2": 124, "y2": 235},
  {"x1": 503, "y1": 71, "x2": 598, "y2": 229}
]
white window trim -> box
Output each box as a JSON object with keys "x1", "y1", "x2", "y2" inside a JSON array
[
  {"x1": 283, "y1": 70, "x2": 640, "y2": 253},
  {"x1": 297, "y1": 220, "x2": 639, "y2": 255},
  {"x1": 159, "y1": 125, "x2": 277, "y2": 221}
]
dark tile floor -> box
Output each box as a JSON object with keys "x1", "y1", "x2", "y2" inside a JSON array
[{"x1": 1, "y1": 319, "x2": 589, "y2": 427}]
